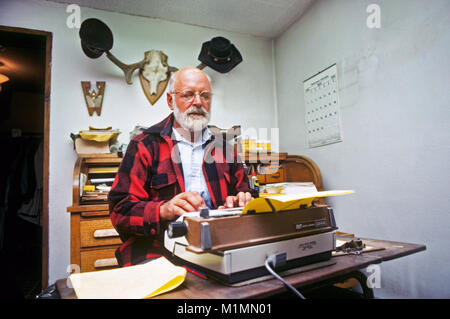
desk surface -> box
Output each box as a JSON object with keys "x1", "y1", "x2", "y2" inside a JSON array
[{"x1": 56, "y1": 237, "x2": 425, "y2": 299}]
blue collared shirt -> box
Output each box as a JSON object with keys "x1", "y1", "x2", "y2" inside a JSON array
[{"x1": 172, "y1": 127, "x2": 213, "y2": 209}]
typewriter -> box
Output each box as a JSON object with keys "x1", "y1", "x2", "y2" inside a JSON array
[{"x1": 164, "y1": 190, "x2": 353, "y2": 284}]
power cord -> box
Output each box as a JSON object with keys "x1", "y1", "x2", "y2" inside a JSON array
[{"x1": 265, "y1": 253, "x2": 306, "y2": 299}]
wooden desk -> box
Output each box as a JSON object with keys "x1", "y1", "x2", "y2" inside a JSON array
[
  {"x1": 67, "y1": 152, "x2": 325, "y2": 274},
  {"x1": 55, "y1": 237, "x2": 425, "y2": 299}
]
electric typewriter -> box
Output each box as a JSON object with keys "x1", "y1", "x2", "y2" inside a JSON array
[{"x1": 164, "y1": 190, "x2": 354, "y2": 284}]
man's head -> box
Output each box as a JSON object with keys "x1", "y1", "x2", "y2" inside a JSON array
[{"x1": 167, "y1": 67, "x2": 212, "y2": 132}]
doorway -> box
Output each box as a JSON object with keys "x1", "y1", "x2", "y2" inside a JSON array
[{"x1": 0, "y1": 26, "x2": 51, "y2": 299}]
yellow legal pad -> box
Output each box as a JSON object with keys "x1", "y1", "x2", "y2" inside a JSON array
[
  {"x1": 68, "y1": 257, "x2": 186, "y2": 299},
  {"x1": 242, "y1": 190, "x2": 355, "y2": 214}
]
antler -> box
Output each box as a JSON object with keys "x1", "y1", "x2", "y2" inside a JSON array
[
  {"x1": 105, "y1": 51, "x2": 145, "y2": 85},
  {"x1": 106, "y1": 51, "x2": 180, "y2": 85}
]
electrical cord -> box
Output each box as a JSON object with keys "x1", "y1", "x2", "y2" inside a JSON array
[{"x1": 264, "y1": 254, "x2": 306, "y2": 299}]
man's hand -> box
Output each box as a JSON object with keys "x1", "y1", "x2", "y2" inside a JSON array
[
  {"x1": 218, "y1": 192, "x2": 253, "y2": 209},
  {"x1": 159, "y1": 192, "x2": 205, "y2": 221}
]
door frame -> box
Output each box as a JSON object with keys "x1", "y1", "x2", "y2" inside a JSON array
[{"x1": 0, "y1": 25, "x2": 52, "y2": 289}]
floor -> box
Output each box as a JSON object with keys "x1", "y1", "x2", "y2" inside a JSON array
[{"x1": 0, "y1": 214, "x2": 42, "y2": 299}]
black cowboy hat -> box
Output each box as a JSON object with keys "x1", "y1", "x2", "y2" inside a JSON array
[
  {"x1": 79, "y1": 18, "x2": 114, "y2": 59},
  {"x1": 198, "y1": 36, "x2": 243, "y2": 73}
]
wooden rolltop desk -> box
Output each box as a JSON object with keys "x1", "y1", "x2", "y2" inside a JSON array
[
  {"x1": 67, "y1": 152, "x2": 323, "y2": 273},
  {"x1": 67, "y1": 154, "x2": 123, "y2": 273}
]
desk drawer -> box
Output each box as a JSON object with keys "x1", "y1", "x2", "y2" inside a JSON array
[
  {"x1": 81, "y1": 248, "x2": 119, "y2": 272},
  {"x1": 266, "y1": 167, "x2": 285, "y2": 184},
  {"x1": 80, "y1": 217, "x2": 122, "y2": 248},
  {"x1": 257, "y1": 164, "x2": 285, "y2": 184},
  {"x1": 266, "y1": 170, "x2": 284, "y2": 183}
]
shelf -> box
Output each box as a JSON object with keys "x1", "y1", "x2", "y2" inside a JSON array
[
  {"x1": 72, "y1": 155, "x2": 123, "y2": 207},
  {"x1": 88, "y1": 167, "x2": 119, "y2": 174},
  {"x1": 67, "y1": 205, "x2": 109, "y2": 213}
]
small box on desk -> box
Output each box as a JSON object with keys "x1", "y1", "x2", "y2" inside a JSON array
[{"x1": 74, "y1": 137, "x2": 110, "y2": 154}]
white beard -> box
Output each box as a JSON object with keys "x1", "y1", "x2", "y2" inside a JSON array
[{"x1": 173, "y1": 102, "x2": 210, "y2": 133}]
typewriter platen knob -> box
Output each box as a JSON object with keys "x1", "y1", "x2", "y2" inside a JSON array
[
  {"x1": 167, "y1": 221, "x2": 188, "y2": 238},
  {"x1": 200, "y1": 207, "x2": 210, "y2": 218}
]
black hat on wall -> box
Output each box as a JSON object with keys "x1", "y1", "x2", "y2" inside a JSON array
[
  {"x1": 198, "y1": 36, "x2": 243, "y2": 73},
  {"x1": 79, "y1": 18, "x2": 114, "y2": 59}
]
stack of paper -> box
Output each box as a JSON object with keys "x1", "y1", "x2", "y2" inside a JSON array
[{"x1": 68, "y1": 257, "x2": 186, "y2": 299}]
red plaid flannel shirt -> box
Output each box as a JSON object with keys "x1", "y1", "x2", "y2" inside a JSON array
[{"x1": 108, "y1": 114, "x2": 253, "y2": 267}]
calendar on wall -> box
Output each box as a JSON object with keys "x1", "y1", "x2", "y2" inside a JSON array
[{"x1": 303, "y1": 64, "x2": 343, "y2": 148}]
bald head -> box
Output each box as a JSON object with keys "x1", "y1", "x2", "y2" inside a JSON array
[
  {"x1": 168, "y1": 66, "x2": 211, "y2": 92},
  {"x1": 167, "y1": 66, "x2": 212, "y2": 133}
]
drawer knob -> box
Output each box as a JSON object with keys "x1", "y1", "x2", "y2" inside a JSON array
[
  {"x1": 94, "y1": 258, "x2": 118, "y2": 269},
  {"x1": 93, "y1": 228, "x2": 119, "y2": 238}
]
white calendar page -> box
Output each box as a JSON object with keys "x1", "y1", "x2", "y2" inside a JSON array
[{"x1": 303, "y1": 64, "x2": 343, "y2": 148}]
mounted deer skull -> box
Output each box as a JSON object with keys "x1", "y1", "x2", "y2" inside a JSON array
[
  {"x1": 142, "y1": 50, "x2": 170, "y2": 94},
  {"x1": 106, "y1": 49, "x2": 178, "y2": 105},
  {"x1": 79, "y1": 19, "x2": 243, "y2": 106}
]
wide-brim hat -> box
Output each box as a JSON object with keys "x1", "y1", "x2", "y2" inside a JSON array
[
  {"x1": 79, "y1": 18, "x2": 113, "y2": 59},
  {"x1": 198, "y1": 36, "x2": 243, "y2": 73}
]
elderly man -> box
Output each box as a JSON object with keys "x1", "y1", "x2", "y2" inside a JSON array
[{"x1": 108, "y1": 66, "x2": 253, "y2": 267}]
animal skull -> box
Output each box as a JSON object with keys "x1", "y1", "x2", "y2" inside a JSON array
[
  {"x1": 105, "y1": 49, "x2": 177, "y2": 105},
  {"x1": 141, "y1": 50, "x2": 169, "y2": 95}
]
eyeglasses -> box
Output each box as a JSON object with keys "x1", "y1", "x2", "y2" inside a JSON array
[{"x1": 171, "y1": 90, "x2": 213, "y2": 103}]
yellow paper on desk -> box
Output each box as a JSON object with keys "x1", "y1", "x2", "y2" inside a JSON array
[
  {"x1": 68, "y1": 257, "x2": 186, "y2": 299},
  {"x1": 79, "y1": 127, "x2": 120, "y2": 142},
  {"x1": 242, "y1": 190, "x2": 355, "y2": 214}
]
